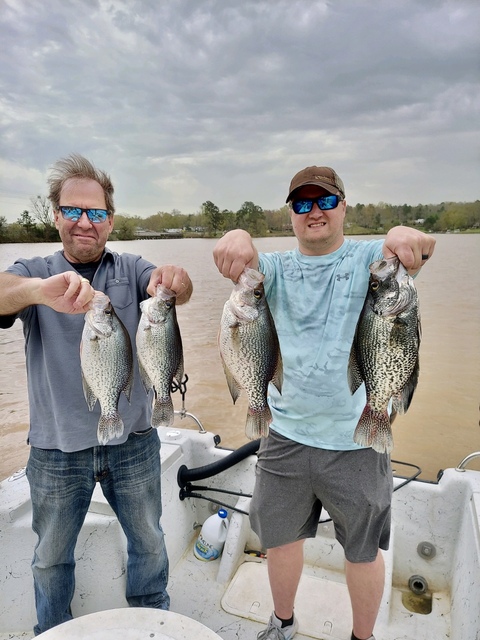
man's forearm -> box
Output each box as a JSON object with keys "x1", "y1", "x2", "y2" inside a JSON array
[{"x1": 0, "y1": 273, "x2": 41, "y2": 315}]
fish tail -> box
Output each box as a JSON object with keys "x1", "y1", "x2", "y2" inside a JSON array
[
  {"x1": 152, "y1": 396, "x2": 174, "y2": 428},
  {"x1": 97, "y1": 413, "x2": 124, "y2": 445},
  {"x1": 353, "y1": 405, "x2": 394, "y2": 454},
  {"x1": 245, "y1": 406, "x2": 272, "y2": 440}
]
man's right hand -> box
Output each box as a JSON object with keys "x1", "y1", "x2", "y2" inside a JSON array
[
  {"x1": 38, "y1": 272, "x2": 95, "y2": 313},
  {"x1": 213, "y1": 229, "x2": 259, "y2": 282},
  {"x1": 0, "y1": 271, "x2": 95, "y2": 316}
]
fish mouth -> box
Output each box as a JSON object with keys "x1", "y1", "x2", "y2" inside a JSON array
[
  {"x1": 92, "y1": 292, "x2": 110, "y2": 310},
  {"x1": 156, "y1": 285, "x2": 176, "y2": 300},
  {"x1": 369, "y1": 256, "x2": 417, "y2": 317},
  {"x1": 239, "y1": 268, "x2": 264, "y2": 288},
  {"x1": 86, "y1": 312, "x2": 112, "y2": 337},
  {"x1": 370, "y1": 256, "x2": 407, "y2": 285},
  {"x1": 140, "y1": 297, "x2": 169, "y2": 325},
  {"x1": 395, "y1": 262, "x2": 408, "y2": 285},
  {"x1": 229, "y1": 301, "x2": 259, "y2": 322}
]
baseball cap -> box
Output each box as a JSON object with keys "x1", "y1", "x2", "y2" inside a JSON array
[{"x1": 286, "y1": 166, "x2": 345, "y2": 202}]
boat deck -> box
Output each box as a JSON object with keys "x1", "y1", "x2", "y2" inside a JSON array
[
  {"x1": 1, "y1": 427, "x2": 479, "y2": 640},
  {"x1": 167, "y1": 520, "x2": 451, "y2": 640}
]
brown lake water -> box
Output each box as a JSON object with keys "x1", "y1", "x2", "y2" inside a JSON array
[{"x1": 0, "y1": 234, "x2": 479, "y2": 481}]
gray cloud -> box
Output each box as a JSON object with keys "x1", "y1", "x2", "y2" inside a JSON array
[{"x1": 1, "y1": 0, "x2": 479, "y2": 222}]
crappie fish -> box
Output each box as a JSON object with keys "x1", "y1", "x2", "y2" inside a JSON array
[
  {"x1": 348, "y1": 256, "x2": 421, "y2": 453},
  {"x1": 81, "y1": 292, "x2": 134, "y2": 445},
  {"x1": 136, "y1": 285, "x2": 184, "y2": 428},
  {"x1": 219, "y1": 268, "x2": 283, "y2": 439}
]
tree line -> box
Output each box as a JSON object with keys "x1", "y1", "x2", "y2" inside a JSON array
[{"x1": 1, "y1": 196, "x2": 479, "y2": 243}]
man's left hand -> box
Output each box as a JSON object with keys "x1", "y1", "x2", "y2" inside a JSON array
[
  {"x1": 383, "y1": 226, "x2": 436, "y2": 274},
  {"x1": 147, "y1": 265, "x2": 193, "y2": 304}
]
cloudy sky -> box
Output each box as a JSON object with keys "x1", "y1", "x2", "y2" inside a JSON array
[{"x1": 1, "y1": 0, "x2": 479, "y2": 223}]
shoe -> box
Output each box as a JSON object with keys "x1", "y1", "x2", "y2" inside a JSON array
[
  {"x1": 351, "y1": 634, "x2": 375, "y2": 640},
  {"x1": 257, "y1": 612, "x2": 299, "y2": 640}
]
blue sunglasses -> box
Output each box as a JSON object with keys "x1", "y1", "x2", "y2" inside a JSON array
[
  {"x1": 59, "y1": 206, "x2": 109, "y2": 223},
  {"x1": 291, "y1": 195, "x2": 341, "y2": 214}
]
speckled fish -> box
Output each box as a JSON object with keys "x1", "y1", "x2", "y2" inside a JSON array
[
  {"x1": 81, "y1": 292, "x2": 134, "y2": 445},
  {"x1": 219, "y1": 268, "x2": 283, "y2": 439},
  {"x1": 136, "y1": 285, "x2": 184, "y2": 428},
  {"x1": 348, "y1": 256, "x2": 421, "y2": 453}
]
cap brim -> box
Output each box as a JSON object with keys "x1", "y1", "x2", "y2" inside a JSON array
[{"x1": 286, "y1": 181, "x2": 341, "y2": 203}]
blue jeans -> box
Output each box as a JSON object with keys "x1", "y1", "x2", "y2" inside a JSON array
[{"x1": 26, "y1": 427, "x2": 169, "y2": 636}]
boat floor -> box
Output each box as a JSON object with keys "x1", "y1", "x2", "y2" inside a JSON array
[
  {"x1": 167, "y1": 540, "x2": 450, "y2": 640},
  {"x1": 3, "y1": 427, "x2": 473, "y2": 640},
  {"x1": 1, "y1": 539, "x2": 451, "y2": 640}
]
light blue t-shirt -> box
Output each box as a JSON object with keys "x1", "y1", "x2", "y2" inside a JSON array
[{"x1": 259, "y1": 238, "x2": 384, "y2": 450}]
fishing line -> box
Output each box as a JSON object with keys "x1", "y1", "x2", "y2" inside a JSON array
[{"x1": 170, "y1": 374, "x2": 189, "y2": 401}]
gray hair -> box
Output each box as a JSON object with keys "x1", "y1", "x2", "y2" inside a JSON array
[{"x1": 48, "y1": 153, "x2": 115, "y2": 214}]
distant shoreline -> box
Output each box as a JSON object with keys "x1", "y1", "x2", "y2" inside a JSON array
[{"x1": 1, "y1": 228, "x2": 479, "y2": 244}]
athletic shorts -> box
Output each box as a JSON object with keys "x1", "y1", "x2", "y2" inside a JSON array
[{"x1": 249, "y1": 430, "x2": 393, "y2": 563}]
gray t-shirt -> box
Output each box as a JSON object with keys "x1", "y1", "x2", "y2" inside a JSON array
[{"x1": 2, "y1": 248, "x2": 155, "y2": 451}]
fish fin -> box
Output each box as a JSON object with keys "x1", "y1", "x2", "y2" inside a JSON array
[
  {"x1": 347, "y1": 343, "x2": 364, "y2": 395},
  {"x1": 174, "y1": 356, "x2": 184, "y2": 385},
  {"x1": 353, "y1": 405, "x2": 394, "y2": 454},
  {"x1": 271, "y1": 352, "x2": 283, "y2": 394},
  {"x1": 245, "y1": 406, "x2": 271, "y2": 440},
  {"x1": 97, "y1": 413, "x2": 124, "y2": 445},
  {"x1": 220, "y1": 360, "x2": 242, "y2": 404},
  {"x1": 151, "y1": 396, "x2": 174, "y2": 428},
  {"x1": 393, "y1": 356, "x2": 420, "y2": 414},
  {"x1": 389, "y1": 317, "x2": 408, "y2": 345},
  {"x1": 81, "y1": 374, "x2": 97, "y2": 411},
  {"x1": 123, "y1": 369, "x2": 134, "y2": 403},
  {"x1": 137, "y1": 358, "x2": 153, "y2": 394}
]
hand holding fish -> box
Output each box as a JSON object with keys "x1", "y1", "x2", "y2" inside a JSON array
[
  {"x1": 147, "y1": 265, "x2": 193, "y2": 304},
  {"x1": 213, "y1": 229, "x2": 259, "y2": 282},
  {"x1": 53, "y1": 271, "x2": 95, "y2": 312},
  {"x1": 0, "y1": 271, "x2": 94, "y2": 316},
  {"x1": 383, "y1": 227, "x2": 436, "y2": 274}
]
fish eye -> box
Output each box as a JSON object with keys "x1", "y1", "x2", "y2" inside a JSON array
[
  {"x1": 105, "y1": 308, "x2": 112, "y2": 316},
  {"x1": 371, "y1": 282, "x2": 380, "y2": 291},
  {"x1": 253, "y1": 288, "x2": 262, "y2": 299}
]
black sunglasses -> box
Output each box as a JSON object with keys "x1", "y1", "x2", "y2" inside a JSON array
[
  {"x1": 59, "y1": 206, "x2": 109, "y2": 223},
  {"x1": 291, "y1": 195, "x2": 341, "y2": 214}
]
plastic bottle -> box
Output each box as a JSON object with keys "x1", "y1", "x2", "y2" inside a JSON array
[{"x1": 193, "y1": 509, "x2": 229, "y2": 561}]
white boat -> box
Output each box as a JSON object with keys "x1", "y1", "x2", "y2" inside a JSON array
[{"x1": 1, "y1": 417, "x2": 479, "y2": 640}]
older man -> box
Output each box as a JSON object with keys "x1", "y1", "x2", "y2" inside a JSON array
[{"x1": 0, "y1": 154, "x2": 193, "y2": 635}]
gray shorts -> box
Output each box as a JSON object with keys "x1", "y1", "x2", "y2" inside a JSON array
[{"x1": 249, "y1": 430, "x2": 393, "y2": 563}]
